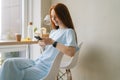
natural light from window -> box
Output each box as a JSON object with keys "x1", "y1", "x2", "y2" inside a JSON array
[
  {"x1": 0, "y1": 0, "x2": 1, "y2": 38},
  {"x1": 0, "y1": 0, "x2": 1, "y2": 68}
]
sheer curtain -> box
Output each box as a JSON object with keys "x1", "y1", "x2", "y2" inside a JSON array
[
  {"x1": 0, "y1": 0, "x2": 22, "y2": 40},
  {"x1": 0, "y1": 0, "x2": 1, "y2": 38},
  {"x1": 0, "y1": 0, "x2": 24, "y2": 67}
]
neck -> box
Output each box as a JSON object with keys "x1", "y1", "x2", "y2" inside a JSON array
[{"x1": 59, "y1": 24, "x2": 67, "y2": 29}]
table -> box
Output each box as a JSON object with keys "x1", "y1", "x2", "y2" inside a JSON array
[{"x1": 0, "y1": 40, "x2": 38, "y2": 58}]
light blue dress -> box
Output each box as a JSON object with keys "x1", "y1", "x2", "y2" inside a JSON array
[{"x1": 0, "y1": 28, "x2": 78, "y2": 80}]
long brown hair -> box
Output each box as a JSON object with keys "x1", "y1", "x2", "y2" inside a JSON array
[{"x1": 49, "y1": 3, "x2": 77, "y2": 42}]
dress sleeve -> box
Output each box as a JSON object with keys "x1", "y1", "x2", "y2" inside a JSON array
[
  {"x1": 64, "y1": 29, "x2": 77, "y2": 47},
  {"x1": 49, "y1": 29, "x2": 55, "y2": 38}
]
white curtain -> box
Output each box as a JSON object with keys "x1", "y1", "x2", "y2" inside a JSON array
[{"x1": 0, "y1": 0, "x2": 22, "y2": 40}]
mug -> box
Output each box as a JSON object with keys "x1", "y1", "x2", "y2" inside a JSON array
[{"x1": 15, "y1": 33, "x2": 21, "y2": 41}]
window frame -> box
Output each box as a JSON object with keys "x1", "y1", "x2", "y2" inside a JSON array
[{"x1": 22, "y1": 0, "x2": 33, "y2": 39}]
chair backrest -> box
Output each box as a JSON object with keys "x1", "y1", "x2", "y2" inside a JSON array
[
  {"x1": 60, "y1": 42, "x2": 83, "y2": 69},
  {"x1": 42, "y1": 42, "x2": 83, "y2": 80},
  {"x1": 42, "y1": 52, "x2": 64, "y2": 80}
]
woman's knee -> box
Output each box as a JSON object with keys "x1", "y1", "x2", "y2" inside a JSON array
[{"x1": 2, "y1": 58, "x2": 14, "y2": 66}]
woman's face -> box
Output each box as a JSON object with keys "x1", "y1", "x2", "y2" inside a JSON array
[{"x1": 51, "y1": 9, "x2": 61, "y2": 26}]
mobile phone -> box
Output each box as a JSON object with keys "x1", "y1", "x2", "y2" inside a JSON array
[{"x1": 34, "y1": 36, "x2": 42, "y2": 40}]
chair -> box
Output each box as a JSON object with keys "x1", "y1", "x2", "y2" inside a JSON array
[
  {"x1": 58, "y1": 42, "x2": 83, "y2": 80},
  {"x1": 42, "y1": 52, "x2": 64, "y2": 80}
]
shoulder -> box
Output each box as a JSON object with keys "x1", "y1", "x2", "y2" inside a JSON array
[
  {"x1": 50, "y1": 29, "x2": 57, "y2": 34},
  {"x1": 65, "y1": 28, "x2": 75, "y2": 34}
]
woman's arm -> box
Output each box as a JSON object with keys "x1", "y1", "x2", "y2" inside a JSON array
[
  {"x1": 55, "y1": 42, "x2": 76, "y2": 57},
  {"x1": 38, "y1": 38, "x2": 76, "y2": 57}
]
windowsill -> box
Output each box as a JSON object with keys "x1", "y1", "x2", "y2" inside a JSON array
[{"x1": 0, "y1": 40, "x2": 38, "y2": 45}]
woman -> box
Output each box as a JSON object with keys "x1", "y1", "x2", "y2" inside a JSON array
[{"x1": 0, "y1": 3, "x2": 78, "y2": 80}]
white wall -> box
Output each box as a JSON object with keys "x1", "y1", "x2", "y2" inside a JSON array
[
  {"x1": 52, "y1": 0, "x2": 120, "y2": 80},
  {"x1": 41, "y1": 0, "x2": 51, "y2": 26},
  {"x1": 32, "y1": 0, "x2": 51, "y2": 31}
]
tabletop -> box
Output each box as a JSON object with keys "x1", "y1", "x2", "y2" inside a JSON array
[{"x1": 0, "y1": 40, "x2": 38, "y2": 45}]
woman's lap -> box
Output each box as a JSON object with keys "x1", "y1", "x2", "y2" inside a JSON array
[
  {"x1": 23, "y1": 66, "x2": 46, "y2": 80},
  {"x1": 10, "y1": 58, "x2": 35, "y2": 70},
  {"x1": 0, "y1": 58, "x2": 46, "y2": 80},
  {"x1": 0, "y1": 58, "x2": 25, "y2": 80}
]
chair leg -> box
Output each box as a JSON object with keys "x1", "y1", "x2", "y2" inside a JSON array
[
  {"x1": 56, "y1": 73, "x2": 61, "y2": 80},
  {"x1": 66, "y1": 69, "x2": 72, "y2": 80},
  {"x1": 57, "y1": 70, "x2": 64, "y2": 80}
]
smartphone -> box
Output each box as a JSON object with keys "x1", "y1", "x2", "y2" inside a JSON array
[{"x1": 34, "y1": 36, "x2": 42, "y2": 40}]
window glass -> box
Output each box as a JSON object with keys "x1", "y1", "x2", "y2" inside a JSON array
[
  {"x1": 0, "y1": 0, "x2": 22, "y2": 40},
  {"x1": 0, "y1": 0, "x2": 1, "y2": 37},
  {"x1": 0, "y1": 0, "x2": 23, "y2": 67}
]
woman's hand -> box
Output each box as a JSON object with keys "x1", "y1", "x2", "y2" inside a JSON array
[
  {"x1": 38, "y1": 38, "x2": 54, "y2": 46},
  {"x1": 38, "y1": 37, "x2": 75, "y2": 57}
]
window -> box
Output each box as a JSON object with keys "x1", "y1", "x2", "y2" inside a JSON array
[
  {"x1": 0, "y1": 0, "x2": 42, "y2": 67},
  {"x1": 0, "y1": 0, "x2": 24, "y2": 67},
  {"x1": 0, "y1": 0, "x2": 22, "y2": 40},
  {"x1": 0, "y1": 0, "x2": 1, "y2": 38}
]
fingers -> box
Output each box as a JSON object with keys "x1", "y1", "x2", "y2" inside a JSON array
[
  {"x1": 38, "y1": 40, "x2": 46, "y2": 46},
  {"x1": 40, "y1": 38, "x2": 54, "y2": 45},
  {"x1": 42, "y1": 38, "x2": 50, "y2": 45}
]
